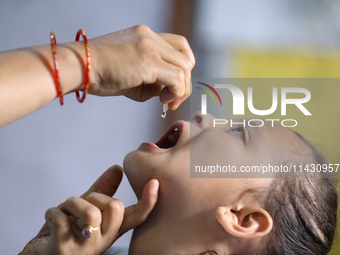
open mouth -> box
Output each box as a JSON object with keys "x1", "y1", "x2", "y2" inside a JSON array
[{"x1": 155, "y1": 122, "x2": 182, "y2": 149}]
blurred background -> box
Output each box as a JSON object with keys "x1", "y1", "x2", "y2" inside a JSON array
[{"x1": 1, "y1": 0, "x2": 340, "y2": 254}]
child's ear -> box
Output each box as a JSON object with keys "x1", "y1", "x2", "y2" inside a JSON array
[{"x1": 215, "y1": 204, "x2": 273, "y2": 239}]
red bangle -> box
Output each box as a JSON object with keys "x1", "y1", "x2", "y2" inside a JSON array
[
  {"x1": 75, "y1": 29, "x2": 91, "y2": 103},
  {"x1": 50, "y1": 31, "x2": 64, "y2": 105}
]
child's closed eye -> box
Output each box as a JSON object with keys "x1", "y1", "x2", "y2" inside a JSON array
[{"x1": 231, "y1": 127, "x2": 246, "y2": 143}]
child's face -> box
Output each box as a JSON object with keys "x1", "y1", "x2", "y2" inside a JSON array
[
  {"x1": 123, "y1": 112, "x2": 305, "y2": 254},
  {"x1": 124, "y1": 112, "x2": 302, "y2": 199}
]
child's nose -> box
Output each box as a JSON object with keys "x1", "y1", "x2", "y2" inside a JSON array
[{"x1": 191, "y1": 111, "x2": 216, "y2": 129}]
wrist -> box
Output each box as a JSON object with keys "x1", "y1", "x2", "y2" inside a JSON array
[
  {"x1": 49, "y1": 29, "x2": 97, "y2": 104},
  {"x1": 57, "y1": 41, "x2": 87, "y2": 94}
]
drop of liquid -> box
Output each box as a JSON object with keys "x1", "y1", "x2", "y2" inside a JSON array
[{"x1": 161, "y1": 111, "x2": 166, "y2": 118}]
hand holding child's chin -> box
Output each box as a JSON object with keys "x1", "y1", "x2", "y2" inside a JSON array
[{"x1": 20, "y1": 165, "x2": 159, "y2": 255}]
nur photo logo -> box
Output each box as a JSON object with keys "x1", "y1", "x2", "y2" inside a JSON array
[
  {"x1": 194, "y1": 79, "x2": 312, "y2": 128},
  {"x1": 196, "y1": 82, "x2": 223, "y2": 115}
]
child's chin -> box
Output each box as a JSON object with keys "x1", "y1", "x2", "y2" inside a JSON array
[{"x1": 123, "y1": 151, "x2": 147, "y2": 199}]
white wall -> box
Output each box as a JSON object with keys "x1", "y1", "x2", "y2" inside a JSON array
[{"x1": 0, "y1": 1, "x2": 172, "y2": 254}]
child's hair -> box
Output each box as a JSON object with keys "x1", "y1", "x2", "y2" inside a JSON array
[{"x1": 252, "y1": 132, "x2": 339, "y2": 255}]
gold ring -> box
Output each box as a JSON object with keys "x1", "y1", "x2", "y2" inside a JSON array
[
  {"x1": 215, "y1": 212, "x2": 227, "y2": 219},
  {"x1": 82, "y1": 225, "x2": 101, "y2": 238}
]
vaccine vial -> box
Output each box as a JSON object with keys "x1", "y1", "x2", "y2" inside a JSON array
[{"x1": 161, "y1": 103, "x2": 168, "y2": 118}]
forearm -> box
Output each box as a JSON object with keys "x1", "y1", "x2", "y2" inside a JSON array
[
  {"x1": 0, "y1": 41, "x2": 86, "y2": 127},
  {"x1": 0, "y1": 25, "x2": 195, "y2": 127}
]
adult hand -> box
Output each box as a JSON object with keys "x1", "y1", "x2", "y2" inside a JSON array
[
  {"x1": 20, "y1": 165, "x2": 159, "y2": 255},
  {"x1": 89, "y1": 25, "x2": 195, "y2": 110},
  {"x1": 0, "y1": 25, "x2": 194, "y2": 127}
]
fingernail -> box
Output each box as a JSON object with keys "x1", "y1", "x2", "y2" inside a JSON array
[
  {"x1": 113, "y1": 164, "x2": 124, "y2": 172},
  {"x1": 169, "y1": 103, "x2": 178, "y2": 111},
  {"x1": 152, "y1": 180, "x2": 159, "y2": 194}
]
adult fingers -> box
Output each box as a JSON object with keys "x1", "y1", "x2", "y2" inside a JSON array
[
  {"x1": 152, "y1": 61, "x2": 188, "y2": 103},
  {"x1": 137, "y1": 30, "x2": 193, "y2": 106},
  {"x1": 81, "y1": 165, "x2": 123, "y2": 198},
  {"x1": 85, "y1": 193, "x2": 125, "y2": 240},
  {"x1": 123, "y1": 83, "x2": 162, "y2": 102},
  {"x1": 45, "y1": 207, "x2": 73, "y2": 245},
  {"x1": 159, "y1": 43, "x2": 193, "y2": 77},
  {"x1": 118, "y1": 179, "x2": 159, "y2": 237},
  {"x1": 167, "y1": 78, "x2": 192, "y2": 110},
  {"x1": 158, "y1": 33, "x2": 195, "y2": 67},
  {"x1": 160, "y1": 49, "x2": 192, "y2": 108},
  {"x1": 158, "y1": 34, "x2": 193, "y2": 108},
  {"x1": 59, "y1": 196, "x2": 102, "y2": 237}
]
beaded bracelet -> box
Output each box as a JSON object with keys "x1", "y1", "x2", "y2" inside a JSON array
[
  {"x1": 75, "y1": 29, "x2": 91, "y2": 103},
  {"x1": 50, "y1": 31, "x2": 64, "y2": 105}
]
